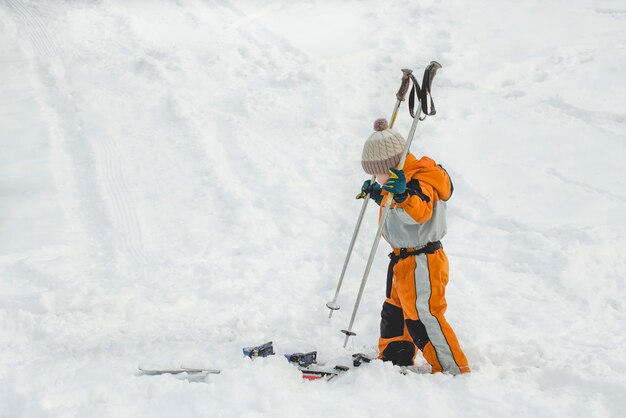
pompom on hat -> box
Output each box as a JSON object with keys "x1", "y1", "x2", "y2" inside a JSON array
[{"x1": 361, "y1": 118, "x2": 407, "y2": 175}]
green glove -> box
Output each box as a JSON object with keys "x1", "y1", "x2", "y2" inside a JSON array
[
  {"x1": 382, "y1": 168, "x2": 408, "y2": 203},
  {"x1": 356, "y1": 179, "x2": 383, "y2": 205}
]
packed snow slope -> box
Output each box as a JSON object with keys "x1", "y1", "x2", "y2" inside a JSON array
[{"x1": 1, "y1": 0, "x2": 626, "y2": 417}]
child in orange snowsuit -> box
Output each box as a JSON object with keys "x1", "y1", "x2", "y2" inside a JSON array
[{"x1": 359, "y1": 118, "x2": 470, "y2": 374}]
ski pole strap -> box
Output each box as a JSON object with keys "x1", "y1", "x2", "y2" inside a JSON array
[
  {"x1": 386, "y1": 241, "x2": 442, "y2": 298},
  {"x1": 407, "y1": 63, "x2": 440, "y2": 119}
]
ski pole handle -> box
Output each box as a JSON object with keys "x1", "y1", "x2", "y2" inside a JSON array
[
  {"x1": 396, "y1": 69, "x2": 413, "y2": 101},
  {"x1": 390, "y1": 69, "x2": 413, "y2": 129}
]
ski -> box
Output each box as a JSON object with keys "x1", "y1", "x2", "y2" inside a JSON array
[
  {"x1": 138, "y1": 342, "x2": 424, "y2": 381},
  {"x1": 138, "y1": 341, "x2": 277, "y2": 376},
  {"x1": 298, "y1": 353, "x2": 432, "y2": 381},
  {"x1": 300, "y1": 364, "x2": 349, "y2": 381},
  {"x1": 298, "y1": 352, "x2": 376, "y2": 381},
  {"x1": 138, "y1": 364, "x2": 221, "y2": 375}
]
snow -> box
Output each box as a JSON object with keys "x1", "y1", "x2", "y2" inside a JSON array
[{"x1": 1, "y1": 0, "x2": 625, "y2": 416}]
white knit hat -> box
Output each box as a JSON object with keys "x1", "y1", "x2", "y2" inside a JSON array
[{"x1": 361, "y1": 118, "x2": 407, "y2": 175}]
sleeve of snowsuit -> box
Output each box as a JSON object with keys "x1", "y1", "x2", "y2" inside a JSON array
[{"x1": 392, "y1": 182, "x2": 435, "y2": 224}]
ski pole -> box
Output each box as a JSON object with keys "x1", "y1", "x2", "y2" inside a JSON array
[
  {"x1": 341, "y1": 62, "x2": 442, "y2": 347},
  {"x1": 326, "y1": 69, "x2": 413, "y2": 319}
]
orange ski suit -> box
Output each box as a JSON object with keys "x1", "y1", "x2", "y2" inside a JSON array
[{"x1": 377, "y1": 153, "x2": 469, "y2": 374}]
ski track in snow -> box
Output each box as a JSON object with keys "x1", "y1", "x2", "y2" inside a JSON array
[
  {"x1": 1, "y1": 0, "x2": 626, "y2": 417},
  {"x1": 96, "y1": 133, "x2": 153, "y2": 266},
  {"x1": 4, "y1": 0, "x2": 153, "y2": 274},
  {"x1": 544, "y1": 96, "x2": 626, "y2": 142},
  {"x1": 547, "y1": 168, "x2": 626, "y2": 204},
  {"x1": 4, "y1": 0, "x2": 60, "y2": 58}
]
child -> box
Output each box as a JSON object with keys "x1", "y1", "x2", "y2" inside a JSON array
[{"x1": 358, "y1": 118, "x2": 470, "y2": 375}]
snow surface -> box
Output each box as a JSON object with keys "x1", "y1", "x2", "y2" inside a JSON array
[{"x1": 1, "y1": 0, "x2": 626, "y2": 417}]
